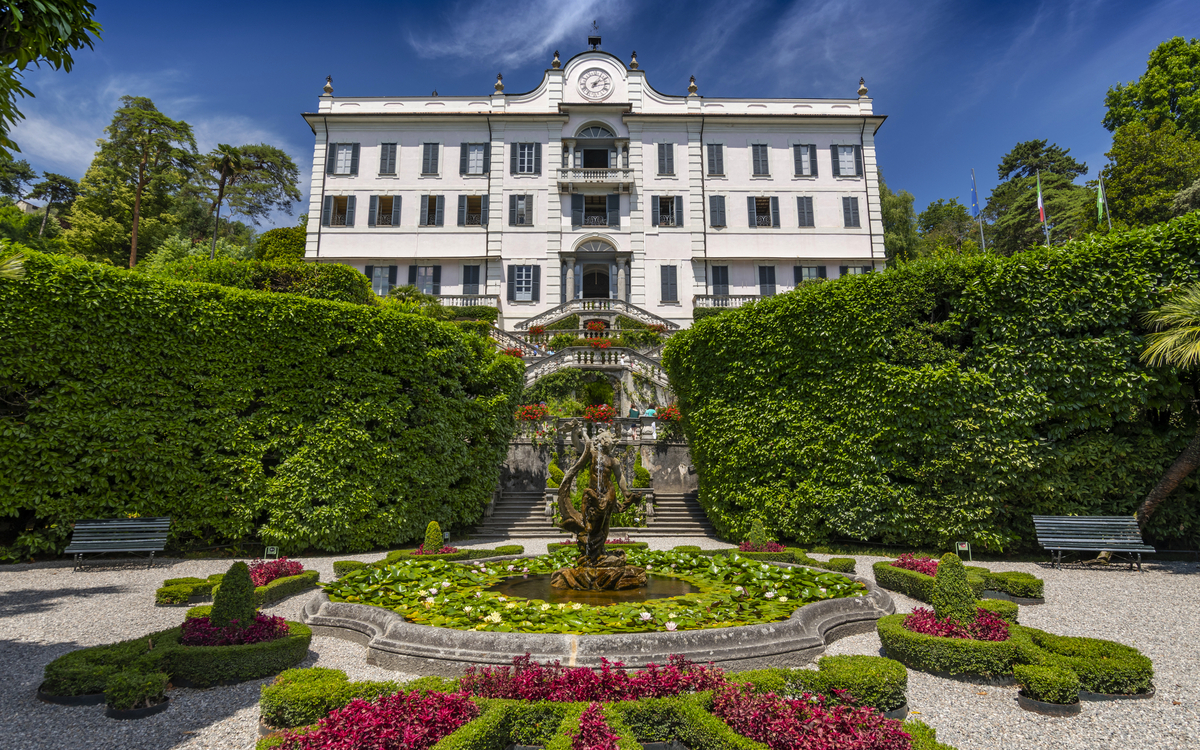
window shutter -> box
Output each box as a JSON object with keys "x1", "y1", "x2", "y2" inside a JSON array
[
  {"x1": 388, "y1": 143, "x2": 397, "y2": 173},
  {"x1": 511, "y1": 144, "x2": 518, "y2": 174},
  {"x1": 830, "y1": 145, "x2": 841, "y2": 177},
  {"x1": 808, "y1": 145, "x2": 818, "y2": 177},
  {"x1": 435, "y1": 195, "x2": 445, "y2": 226},
  {"x1": 571, "y1": 194, "x2": 584, "y2": 226},
  {"x1": 666, "y1": 144, "x2": 674, "y2": 174},
  {"x1": 770, "y1": 196, "x2": 780, "y2": 227},
  {"x1": 409, "y1": 265, "x2": 418, "y2": 285},
  {"x1": 747, "y1": 196, "x2": 756, "y2": 227},
  {"x1": 457, "y1": 195, "x2": 467, "y2": 226},
  {"x1": 322, "y1": 195, "x2": 333, "y2": 226},
  {"x1": 326, "y1": 144, "x2": 336, "y2": 175},
  {"x1": 793, "y1": 266, "x2": 802, "y2": 285},
  {"x1": 839, "y1": 266, "x2": 848, "y2": 277},
  {"x1": 818, "y1": 266, "x2": 827, "y2": 279},
  {"x1": 460, "y1": 143, "x2": 469, "y2": 174},
  {"x1": 531, "y1": 265, "x2": 540, "y2": 302},
  {"x1": 842, "y1": 197, "x2": 851, "y2": 226},
  {"x1": 651, "y1": 195, "x2": 659, "y2": 226},
  {"x1": 851, "y1": 197, "x2": 860, "y2": 226},
  {"x1": 717, "y1": 195, "x2": 726, "y2": 226},
  {"x1": 793, "y1": 144, "x2": 803, "y2": 176},
  {"x1": 483, "y1": 143, "x2": 491, "y2": 173},
  {"x1": 675, "y1": 195, "x2": 684, "y2": 227},
  {"x1": 419, "y1": 195, "x2": 429, "y2": 226},
  {"x1": 364, "y1": 265, "x2": 374, "y2": 284},
  {"x1": 507, "y1": 265, "x2": 516, "y2": 302},
  {"x1": 368, "y1": 195, "x2": 378, "y2": 227},
  {"x1": 525, "y1": 194, "x2": 534, "y2": 224},
  {"x1": 378, "y1": 144, "x2": 390, "y2": 174},
  {"x1": 607, "y1": 193, "x2": 619, "y2": 227},
  {"x1": 387, "y1": 266, "x2": 398, "y2": 290},
  {"x1": 534, "y1": 142, "x2": 542, "y2": 174},
  {"x1": 349, "y1": 144, "x2": 360, "y2": 176},
  {"x1": 481, "y1": 195, "x2": 489, "y2": 225},
  {"x1": 669, "y1": 265, "x2": 678, "y2": 302},
  {"x1": 463, "y1": 265, "x2": 479, "y2": 295},
  {"x1": 509, "y1": 194, "x2": 517, "y2": 226},
  {"x1": 422, "y1": 144, "x2": 431, "y2": 174},
  {"x1": 709, "y1": 195, "x2": 719, "y2": 226},
  {"x1": 854, "y1": 145, "x2": 863, "y2": 176},
  {"x1": 574, "y1": 148, "x2": 581, "y2": 168},
  {"x1": 798, "y1": 196, "x2": 814, "y2": 227},
  {"x1": 707, "y1": 143, "x2": 723, "y2": 175},
  {"x1": 345, "y1": 195, "x2": 356, "y2": 226},
  {"x1": 657, "y1": 144, "x2": 667, "y2": 174},
  {"x1": 432, "y1": 265, "x2": 441, "y2": 294},
  {"x1": 391, "y1": 196, "x2": 401, "y2": 226},
  {"x1": 661, "y1": 265, "x2": 670, "y2": 301}
]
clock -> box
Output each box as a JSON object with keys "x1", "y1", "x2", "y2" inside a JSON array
[{"x1": 578, "y1": 68, "x2": 614, "y2": 101}]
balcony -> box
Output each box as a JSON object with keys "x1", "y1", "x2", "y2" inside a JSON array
[
  {"x1": 435, "y1": 294, "x2": 500, "y2": 308},
  {"x1": 557, "y1": 167, "x2": 635, "y2": 193},
  {"x1": 693, "y1": 294, "x2": 762, "y2": 309}
]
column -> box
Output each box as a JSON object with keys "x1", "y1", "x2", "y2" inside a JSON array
[
  {"x1": 618, "y1": 260, "x2": 628, "y2": 302},
  {"x1": 566, "y1": 258, "x2": 575, "y2": 302}
]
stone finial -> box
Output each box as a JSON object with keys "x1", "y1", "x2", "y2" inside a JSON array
[
  {"x1": 322, "y1": 76, "x2": 333, "y2": 96},
  {"x1": 687, "y1": 75, "x2": 698, "y2": 96},
  {"x1": 630, "y1": 51, "x2": 639, "y2": 70},
  {"x1": 858, "y1": 77, "x2": 868, "y2": 97},
  {"x1": 432, "y1": 90, "x2": 438, "y2": 97},
  {"x1": 552, "y1": 50, "x2": 561, "y2": 69},
  {"x1": 495, "y1": 73, "x2": 504, "y2": 92}
]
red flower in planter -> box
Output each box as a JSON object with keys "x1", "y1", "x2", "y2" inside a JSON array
[
  {"x1": 502, "y1": 347, "x2": 526, "y2": 357},
  {"x1": 530, "y1": 325, "x2": 546, "y2": 335},
  {"x1": 656, "y1": 405, "x2": 682, "y2": 422},
  {"x1": 891, "y1": 553, "x2": 939, "y2": 577},
  {"x1": 584, "y1": 404, "x2": 616, "y2": 423},
  {"x1": 902, "y1": 607, "x2": 1011, "y2": 641},
  {"x1": 516, "y1": 404, "x2": 550, "y2": 421},
  {"x1": 648, "y1": 324, "x2": 667, "y2": 334},
  {"x1": 585, "y1": 320, "x2": 608, "y2": 332},
  {"x1": 249, "y1": 557, "x2": 304, "y2": 587},
  {"x1": 589, "y1": 339, "x2": 612, "y2": 350}
]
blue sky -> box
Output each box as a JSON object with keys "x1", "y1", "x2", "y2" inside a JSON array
[{"x1": 12, "y1": 0, "x2": 1200, "y2": 230}]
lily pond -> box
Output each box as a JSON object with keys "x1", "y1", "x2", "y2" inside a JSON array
[{"x1": 323, "y1": 549, "x2": 867, "y2": 634}]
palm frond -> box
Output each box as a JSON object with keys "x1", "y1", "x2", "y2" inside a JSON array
[
  {"x1": 0, "y1": 253, "x2": 25, "y2": 280},
  {"x1": 1141, "y1": 282, "x2": 1200, "y2": 367}
]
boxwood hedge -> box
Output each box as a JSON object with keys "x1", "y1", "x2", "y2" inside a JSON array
[
  {"x1": 1013, "y1": 664, "x2": 1079, "y2": 705},
  {"x1": 155, "y1": 570, "x2": 319, "y2": 607},
  {"x1": 662, "y1": 213, "x2": 1200, "y2": 550},
  {"x1": 0, "y1": 251, "x2": 523, "y2": 556}
]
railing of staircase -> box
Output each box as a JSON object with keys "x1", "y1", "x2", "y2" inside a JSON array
[{"x1": 516, "y1": 298, "x2": 680, "y2": 331}]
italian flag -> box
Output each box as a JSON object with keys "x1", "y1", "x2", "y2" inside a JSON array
[{"x1": 1036, "y1": 171, "x2": 1045, "y2": 223}]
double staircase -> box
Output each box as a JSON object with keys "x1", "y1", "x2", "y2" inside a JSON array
[
  {"x1": 471, "y1": 489, "x2": 713, "y2": 540},
  {"x1": 638, "y1": 492, "x2": 714, "y2": 537}
]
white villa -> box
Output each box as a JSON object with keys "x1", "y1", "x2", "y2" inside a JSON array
[{"x1": 302, "y1": 40, "x2": 886, "y2": 331}]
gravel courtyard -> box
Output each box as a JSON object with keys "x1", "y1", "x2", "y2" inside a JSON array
[{"x1": 2, "y1": 537, "x2": 1196, "y2": 750}]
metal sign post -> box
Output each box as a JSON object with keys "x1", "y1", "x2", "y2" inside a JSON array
[
  {"x1": 265, "y1": 546, "x2": 279, "y2": 560},
  {"x1": 955, "y1": 541, "x2": 971, "y2": 561}
]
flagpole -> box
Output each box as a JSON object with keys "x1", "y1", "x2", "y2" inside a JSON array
[
  {"x1": 972, "y1": 168, "x2": 986, "y2": 250},
  {"x1": 1037, "y1": 170, "x2": 1049, "y2": 246},
  {"x1": 1100, "y1": 174, "x2": 1113, "y2": 232}
]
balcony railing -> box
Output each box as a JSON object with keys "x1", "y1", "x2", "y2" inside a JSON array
[
  {"x1": 465, "y1": 213, "x2": 482, "y2": 226},
  {"x1": 755, "y1": 215, "x2": 773, "y2": 227},
  {"x1": 331, "y1": 214, "x2": 347, "y2": 226},
  {"x1": 436, "y1": 294, "x2": 500, "y2": 308},
  {"x1": 658, "y1": 215, "x2": 676, "y2": 227},
  {"x1": 376, "y1": 214, "x2": 393, "y2": 226},
  {"x1": 582, "y1": 215, "x2": 609, "y2": 226},
  {"x1": 558, "y1": 167, "x2": 635, "y2": 193},
  {"x1": 693, "y1": 294, "x2": 763, "y2": 309}
]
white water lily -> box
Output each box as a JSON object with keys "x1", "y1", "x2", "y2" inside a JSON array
[
  {"x1": 779, "y1": 596, "x2": 788, "y2": 602},
  {"x1": 665, "y1": 621, "x2": 678, "y2": 631},
  {"x1": 425, "y1": 596, "x2": 435, "y2": 603},
  {"x1": 639, "y1": 612, "x2": 652, "y2": 621},
  {"x1": 464, "y1": 606, "x2": 473, "y2": 613}
]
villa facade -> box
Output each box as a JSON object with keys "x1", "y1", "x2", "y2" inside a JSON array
[{"x1": 302, "y1": 43, "x2": 886, "y2": 329}]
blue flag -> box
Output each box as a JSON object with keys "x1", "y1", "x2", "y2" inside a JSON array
[{"x1": 970, "y1": 169, "x2": 981, "y2": 217}]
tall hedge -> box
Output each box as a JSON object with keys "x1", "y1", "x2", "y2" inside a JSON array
[
  {"x1": 0, "y1": 252, "x2": 523, "y2": 554},
  {"x1": 663, "y1": 213, "x2": 1200, "y2": 550},
  {"x1": 145, "y1": 257, "x2": 375, "y2": 306}
]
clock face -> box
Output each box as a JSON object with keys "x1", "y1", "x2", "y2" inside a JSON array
[{"x1": 578, "y1": 68, "x2": 614, "y2": 100}]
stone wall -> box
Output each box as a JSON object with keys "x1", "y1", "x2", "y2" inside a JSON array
[
  {"x1": 641, "y1": 443, "x2": 697, "y2": 493},
  {"x1": 499, "y1": 441, "x2": 549, "y2": 492}
]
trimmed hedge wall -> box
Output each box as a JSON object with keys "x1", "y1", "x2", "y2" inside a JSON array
[
  {"x1": 156, "y1": 570, "x2": 319, "y2": 606},
  {"x1": 146, "y1": 257, "x2": 376, "y2": 305},
  {"x1": 700, "y1": 547, "x2": 857, "y2": 574},
  {"x1": 546, "y1": 542, "x2": 650, "y2": 553},
  {"x1": 0, "y1": 252, "x2": 523, "y2": 555},
  {"x1": 663, "y1": 213, "x2": 1200, "y2": 550},
  {"x1": 1013, "y1": 664, "x2": 1079, "y2": 705},
  {"x1": 873, "y1": 561, "x2": 988, "y2": 602},
  {"x1": 735, "y1": 655, "x2": 907, "y2": 711}
]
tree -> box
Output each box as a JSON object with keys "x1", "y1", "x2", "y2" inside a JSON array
[
  {"x1": 28, "y1": 172, "x2": 77, "y2": 236},
  {"x1": 1136, "y1": 282, "x2": 1200, "y2": 527},
  {"x1": 97, "y1": 96, "x2": 195, "y2": 267},
  {"x1": 1102, "y1": 121, "x2": 1200, "y2": 226},
  {"x1": 255, "y1": 225, "x2": 306, "y2": 262},
  {"x1": 985, "y1": 140, "x2": 1094, "y2": 254},
  {"x1": 0, "y1": 2, "x2": 102, "y2": 153},
  {"x1": 198, "y1": 143, "x2": 301, "y2": 259},
  {"x1": 878, "y1": 171, "x2": 919, "y2": 264},
  {"x1": 1104, "y1": 37, "x2": 1200, "y2": 137},
  {"x1": 64, "y1": 159, "x2": 177, "y2": 266},
  {"x1": 917, "y1": 198, "x2": 976, "y2": 252},
  {"x1": 1175, "y1": 177, "x2": 1200, "y2": 216},
  {"x1": 996, "y1": 139, "x2": 1088, "y2": 181},
  {"x1": 0, "y1": 153, "x2": 34, "y2": 199}
]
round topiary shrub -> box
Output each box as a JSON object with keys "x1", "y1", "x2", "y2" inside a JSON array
[
  {"x1": 424, "y1": 521, "x2": 443, "y2": 553},
  {"x1": 931, "y1": 553, "x2": 976, "y2": 624},
  {"x1": 210, "y1": 561, "x2": 256, "y2": 629}
]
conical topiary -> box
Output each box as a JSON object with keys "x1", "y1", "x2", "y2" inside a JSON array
[
  {"x1": 423, "y1": 520, "x2": 443, "y2": 553},
  {"x1": 747, "y1": 518, "x2": 770, "y2": 548},
  {"x1": 930, "y1": 553, "x2": 977, "y2": 623},
  {"x1": 209, "y1": 561, "x2": 257, "y2": 629}
]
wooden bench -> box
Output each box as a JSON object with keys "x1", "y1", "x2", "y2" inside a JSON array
[
  {"x1": 1032, "y1": 515, "x2": 1155, "y2": 572},
  {"x1": 64, "y1": 518, "x2": 171, "y2": 571}
]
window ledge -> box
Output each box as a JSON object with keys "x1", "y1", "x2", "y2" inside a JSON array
[
  {"x1": 791, "y1": 175, "x2": 817, "y2": 180},
  {"x1": 750, "y1": 174, "x2": 772, "y2": 179},
  {"x1": 834, "y1": 175, "x2": 863, "y2": 180}
]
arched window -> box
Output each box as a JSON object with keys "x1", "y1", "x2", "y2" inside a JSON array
[
  {"x1": 576, "y1": 240, "x2": 614, "y2": 254},
  {"x1": 577, "y1": 126, "x2": 614, "y2": 138}
]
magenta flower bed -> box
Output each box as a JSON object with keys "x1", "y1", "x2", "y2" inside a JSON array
[
  {"x1": 180, "y1": 613, "x2": 290, "y2": 646},
  {"x1": 889, "y1": 553, "x2": 938, "y2": 577},
  {"x1": 249, "y1": 557, "x2": 306, "y2": 587},
  {"x1": 413, "y1": 544, "x2": 460, "y2": 555},
  {"x1": 713, "y1": 684, "x2": 911, "y2": 750},
  {"x1": 738, "y1": 541, "x2": 787, "y2": 553},
  {"x1": 459, "y1": 654, "x2": 726, "y2": 702},
  {"x1": 278, "y1": 690, "x2": 480, "y2": 750},
  {"x1": 902, "y1": 607, "x2": 1010, "y2": 641},
  {"x1": 572, "y1": 703, "x2": 620, "y2": 750}
]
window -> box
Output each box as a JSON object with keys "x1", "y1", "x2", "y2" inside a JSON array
[
  {"x1": 421, "y1": 143, "x2": 439, "y2": 174},
  {"x1": 797, "y1": 196, "x2": 814, "y2": 227},
  {"x1": 840, "y1": 266, "x2": 872, "y2": 276},
  {"x1": 368, "y1": 195, "x2": 400, "y2": 227},
  {"x1": 326, "y1": 143, "x2": 359, "y2": 176},
  {"x1": 747, "y1": 196, "x2": 780, "y2": 227},
  {"x1": 462, "y1": 265, "x2": 480, "y2": 296},
  {"x1": 711, "y1": 265, "x2": 729, "y2": 296},
  {"x1": 707, "y1": 143, "x2": 724, "y2": 176},
  {"x1": 572, "y1": 194, "x2": 619, "y2": 227},
  {"x1": 457, "y1": 195, "x2": 488, "y2": 226},
  {"x1": 577, "y1": 126, "x2": 614, "y2": 138},
  {"x1": 831, "y1": 145, "x2": 862, "y2": 177},
  {"x1": 582, "y1": 148, "x2": 609, "y2": 168},
  {"x1": 459, "y1": 143, "x2": 490, "y2": 175},
  {"x1": 509, "y1": 194, "x2": 534, "y2": 226},
  {"x1": 650, "y1": 195, "x2": 683, "y2": 227},
  {"x1": 709, "y1": 195, "x2": 726, "y2": 227},
  {"x1": 793, "y1": 144, "x2": 816, "y2": 177},
  {"x1": 661, "y1": 264, "x2": 678, "y2": 302},
  {"x1": 508, "y1": 264, "x2": 540, "y2": 302},
  {"x1": 408, "y1": 265, "x2": 441, "y2": 294},
  {"x1": 321, "y1": 195, "x2": 356, "y2": 226},
  {"x1": 758, "y1": 266, "x2": 776, "y2": 296},
  {"x1": 794, "y1": 266, "x2": 826, "y2": 283},
  {"x1": 512, "y1": 143, "x2": 542, "y2": 174},
  {"x1": 842, "y1": 196, "x2": 861, "y2": 227},
  {"x1": 419, "y1": 195, "x2": 445, "y2": 226},
  {"x1": 365, "y1": 265, "x2": 397, "y2": 296},
  {"x1": 751, "y1": 144, "x2": 770, "y2": 176},
  {"x1": 379, "y1": 143, "x2": 397, "y2": 175},
  {"x1": 657, "y1": 143, "x2": 674, "y2": 175}
]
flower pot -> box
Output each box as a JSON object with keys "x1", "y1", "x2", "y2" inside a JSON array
[
  {"x1": 1016, "y1": 691, "x2": 1080, "y2": 717},
  {"x1": 105, "y1": 695, "x2": 170, "y2": 720},
  {"x1": 36, "y1": 683, "x2": 105, "y2": 706},
  {"x1": 882, "y1": 702, "x2": 908, "y2": 720},
  {"x1": 1079, "y1": 684, "x2": 1155, "y2": 701}
]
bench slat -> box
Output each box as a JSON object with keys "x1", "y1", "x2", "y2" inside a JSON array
[
  {"x1": 1031, "y1": 515, "x2": 1155, "y2": 568},
  {"x1": 66, "y1": 518, "x2": 171, "y2": 567}
]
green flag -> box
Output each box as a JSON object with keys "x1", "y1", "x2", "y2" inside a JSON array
[{"x1": 1097, "y1": 178, "x2": 1106, "y2": 221}]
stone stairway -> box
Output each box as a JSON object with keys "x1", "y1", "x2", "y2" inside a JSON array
[
  {"x1": 470, "y1": 490, "x2": 564, "y2": 539},
  {"x1": 642, "y1": 492, "x2": 715, "y2": 537}
]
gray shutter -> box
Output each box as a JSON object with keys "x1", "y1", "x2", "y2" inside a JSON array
[
  {"x1": 432, "y1": 265, "x2": 441, "y2": 295},
  {"x1": 349, "y1": 144, "x2": 360, "y2": 176},
  {"x1": 717, "y1": 195, "x2": 726, "y2": 226},
  {"x1": 571, "y1": 194, "x2": 584, "y2": 226},
  {"x1": 851, "y1": 197, "x2": 860, "y2": 226},
  {"x1": 534, "y1": 142, "x2": 542, "y2": 174},
  {"x1": 819, "y1": 266, "x2": 827, "y2": 279},
  {"x1": 793, "y1": 145, "x2": 804, "y2": 176},
  {"x1": 666, "y1": 144, "x2": 674, "y2": 174},
  {"x1": 525, "y1": 194, "x2": 534, "y2": 224},
  {"x1": 322, "y1": 195, "x2": 333, "y2": 225},
  {"x1": 657, "y1": 144, "x2": 667, "y2": 174},
  {"x1": 531, "y1": 265, "x2": 540, "y2": 302},
  {"x1": 842, "y1": 197, "x2": 851, "y2": 227},
  {"x1": 481, "y1": 195, "x2": 489, "y2": 225},
  {"x1": 387, "y1": 266, "x2": 398, "y2": 290},
  {"x1": 809, "y1": 145, "x2": 818, "y2": 177},
  {"x1": 607, "y1": 193, "x2": 619, "y2": 227},
  {"x1": 459, "y1": 143, "x2": 469, "y2": 174},
  {"x1": 379, "y1": 145, "x2": 389, "y2": 174},
  {"x1": 509, "y1": 194, "x2": 517, "y2": 226},
  {"x1": 387, "y1": 143, "x2": 397, "y2": 173},
  {"x1": 409, "y1": 265, "x2": 417, "y2": 285},
  {"x1": 797, "y1": 196, "x2": 803, "y2": 226},
  {"x1": 507, "y1": 265, "x2": 516, "y2": 301},
  {"x1": 794, "y1": 266, "x2": 802, "y2": 285},
  {"x1": 511, "y1": 144, "x2": 519, "y2": 174},
  {"x1": 831, "y1": 145, "x2": 841, "y2": 177},
  {"x1": 368, "y1": 195, "x2": 378, "y2": 227},
  {"x1": 435, "y1": 195, "x2": 445, "y2": 226},
  {"x1": 345, "y1": 195, "x2": 356, "y2": 226},
  {"x1": 483, "y1": 143, "x2": 491, "y2": 173},
  {"x1": 651, "y1": 195, "x2": 659, "y2": 226},
  {"x1": 457, "y1": 195, "x2": 467, "y2": 226},
  {"x1": 709, "y1": 195, "x2": 720, "y2": 226},
  {"x1": 770, "y1": 196, "x2": 780, "y2": 227},
  {"x1": 326, "y1": 144, "x2": 336, "y2": 175},
  {"x1": 854, "y1": 145, "x2": 863, "y2": 176},
  {"x1": 747, "y1": 196, "x2": 756, "y2": 227},
  {"x1": 364, "y1": 265, "x2": 374, "y2": 286},
  {"x1": 391, "y1": 195, "x2": 401, "y2": 226},
  {"x1": 839, "y1": 266, "x2": 849, "y2": 276},
  {"x1": 419, "y1": 195, "x2": 429, "y2": 226},
  {"x1": 675, "y1": 195, "x2": 685, "y2": 227}
]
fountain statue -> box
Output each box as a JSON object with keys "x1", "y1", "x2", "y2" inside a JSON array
[{"x1": 551, "y1": 423, "x2": 648, "y2": 591}]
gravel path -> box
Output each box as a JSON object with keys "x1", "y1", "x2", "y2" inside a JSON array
[{"x1": 1, "y1": 539, "x2": 1196, "y2": 750}]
